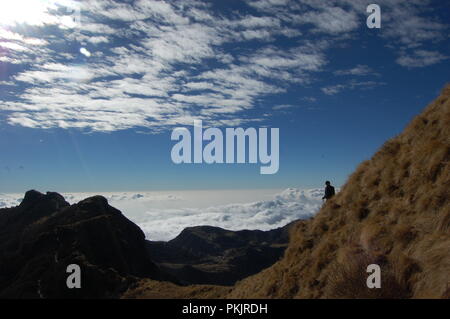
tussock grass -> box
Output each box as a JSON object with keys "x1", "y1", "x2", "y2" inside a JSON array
[
  {"x1": 122, "y1": 279, "x2": 231, "y2": 299},
  {"x1": 226, "y1": 84, "x2": 450, "y2": 299},
  {"x1": 325, "y1": 250, "x2": 411, "y2": 299}
]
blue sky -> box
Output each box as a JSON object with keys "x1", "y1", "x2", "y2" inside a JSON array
[{"x1": 0, "y1": 0, "x2": 449, "y2": 193}]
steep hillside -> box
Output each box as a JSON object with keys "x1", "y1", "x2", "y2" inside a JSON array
[
  {"x1": 125, "y1": 84, "x2": 450, "y2": 299},
  {"x1": 227, "y1": 84, "x2": 450, "y2": 299}
]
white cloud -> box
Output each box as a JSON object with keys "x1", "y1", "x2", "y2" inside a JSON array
[
  {"x1": 122, "y1": 188, "x2": 325, "y2": 241},
  {"x1": 79, "y1": 23, "x2": 117, "y2": 34},
  {"x1": 0, "y1": 28, "x2": 48, "y2": 46},
  {"x1": 334, "y1": 64, "x2": 374, "y2": 76},
  {"x1": 322, "y1": 84, "x2": 346, "y2": 95},
  {"x1": 322, "y1": 80, "x2": 385, "y2": 95},
  {"x1": 15, "y1": 63, "x2": 96, "y2": 83},
  {"x1": 0, "y1": 41, "x2": 30, "y2": 52},
  {"x1": 87, "y1": 36, "x2": 109, "y2": 44},
  {"x1": 0, "y1": 56, "x2": 22, "y2": 64},
  {"x1": 247, "y1": 0, "x2": 290, "y2": 11},
  {"x1": 301, "y1": 96, "x2": 317, "y2": 102},
  {"x1": 299, "y1": 6, "x2": 359, "y2": 34},
  {"x1": 0, "y1": 193, "x2": 24, "y2": 208},
  {"x1": 273, "y1": 104, "x2": 296, "y2": 110},
  {"x1": 237, "y1": 16, "x2": 281, "y2": 29},
  {"x1": 396, "y1": 50, "x2": 448, "y2": 68},
  {"x1": 379, "y1": 2, "x2": 447, "y2": 48},
  {"x1": 240, "y1": 29, "x2": 274, "y2": 41}
]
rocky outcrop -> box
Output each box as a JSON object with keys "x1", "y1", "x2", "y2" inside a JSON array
[{"x1": 0, "y1": 191, "x2": 165, "y2": 298}]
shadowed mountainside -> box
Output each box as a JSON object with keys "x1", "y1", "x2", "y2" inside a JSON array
[
  {"x1": 0, "y1": 191, "x2": 166, "y2": 298},
  {"x1": 147, "y1": 224, "x2": 291, "y2": 285},
  {"x1": 0, "y1": 191, "x2": 290, "y2": 298},
  {"x1": 124, "y1": 84, "x2": 450, "y2": 299}
]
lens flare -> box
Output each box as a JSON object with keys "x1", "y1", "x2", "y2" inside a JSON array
[{"x1": 0, "y1": 0, "x2": 79, "y2": 27}]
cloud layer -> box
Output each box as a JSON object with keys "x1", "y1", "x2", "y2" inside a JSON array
[
  {"x1": 0, "y1": 188, "x2": 324, "y2": 241},
  {"x1": 0, "y1": 0, "x2": 448, "y2": 132},
  {"x1": 132, "y1": 188, "x2": 323, "y2": 241}
]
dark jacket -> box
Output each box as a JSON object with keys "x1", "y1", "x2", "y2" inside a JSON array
[{"x1": 323, "y1": 185, "x2": 335, "y2": 200}]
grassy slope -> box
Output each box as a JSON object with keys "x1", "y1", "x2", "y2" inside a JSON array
[{"x1": 124, "y1": 85, "x2": 450, "y2": 299}]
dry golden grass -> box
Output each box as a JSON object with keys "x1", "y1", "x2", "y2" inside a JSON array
[
  {"x1": 122, "y1": 279, "x2": 231, "y2": 299},
  {"x1": 124, "y1": 84, "x2": 450, "y2": 299},
  {"x1": 324, "y1": 250, "x2": 410, "y2": 299}
]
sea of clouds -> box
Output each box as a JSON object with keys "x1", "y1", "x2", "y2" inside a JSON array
[{"x1": 0, "y1": 188, "x2": 324, "y2": 241}]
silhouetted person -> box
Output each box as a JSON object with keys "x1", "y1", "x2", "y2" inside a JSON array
[{"x1": 322, "y1": 181, "x2": 335, "y2": 201}]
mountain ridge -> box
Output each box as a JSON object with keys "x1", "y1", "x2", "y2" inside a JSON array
[{"x1": 146, "y1": 223, "x2": 292, "y2": 285}]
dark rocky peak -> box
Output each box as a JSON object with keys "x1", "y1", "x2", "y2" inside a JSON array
[
  {"x1": 170, "y1": 224, "x2": 290, "y2": 255},
  {"x1": 19, "y1": 190, "x2": 69, "y2": 211},
  {"x1": 0, "y1": 191, "x2": 166, "y2": 298},
  {"x1": 75, "y1": 195, "x2": 111, "y2": 214},
  {"x1": 14, "y1": 190, "x2": 70, "y2": 225},
  {"x1": 19, "y1": 190, "x2": 44, "y2": 208}
]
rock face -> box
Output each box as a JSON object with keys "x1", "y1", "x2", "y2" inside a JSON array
[
  {"x1": 147, "y1": 224, "x2": 291, "y2": 285},
  {"x1": 0, "y1": 191, "x2": 164, "y2": 298}
]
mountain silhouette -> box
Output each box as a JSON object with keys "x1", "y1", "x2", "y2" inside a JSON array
[
  {"x1": 147, "y1": 224, "x2": 292, "y2": 285},
  {"x1": 0, "y1": 191, "x2": 165, "y2": 298},
  {"x1": 0, "y1": 191, "x2": 290, "y2": 298}
]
